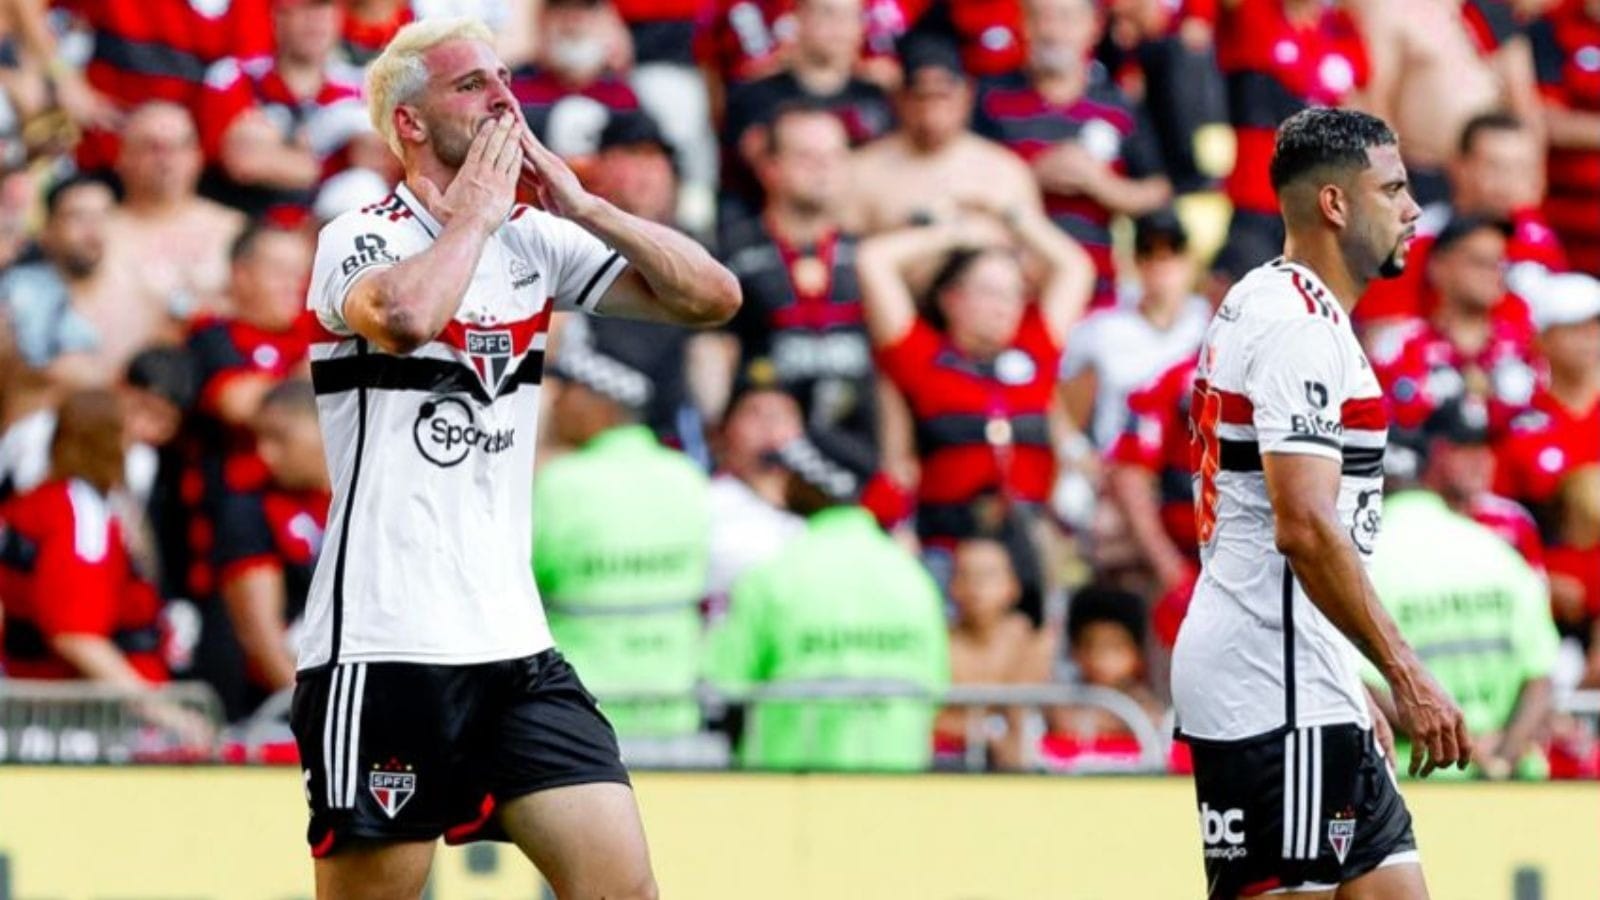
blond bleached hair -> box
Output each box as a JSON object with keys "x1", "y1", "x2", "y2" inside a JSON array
[{"x1": 366, "y1": 17, "x2": 496, "y2": 158}]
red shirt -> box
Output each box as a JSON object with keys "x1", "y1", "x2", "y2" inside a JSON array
[
  {"x1": 1107, "y1": 355, "x2": 1199, "y2": 553},
  {"x1": 509, "y1": 67, "x2": 644, "y2": 155},
  {"x1": 1493, "y1": 387, "x2": 1600, "y2": 506},
  {"x1": 1547, "y1": 543, "x2": 1600, "y2": 618},
  {"x1": 214, "y1": 485, "x2": 328, "y2": 687},
  {"x1": 343, "y1": 1, "x2": 413, "y2": 67},
  {"x1": 1531, "y1": 0, "x2": 1600, "y2": 274},
  {"x1": 196, "y1": 56, "x2": 366, "y2": 166},
  {"x1": 1367, "y1": 316, "x2": 1538, "y2": 433},
  {"x1": 1467, "y1": 492, "x2": 1547, "y2": 572},
  {"x1": 0, "y1": 479, "x2": 167, "y2": 681},
  {"x1": 694, "y1": 0, "x2": 795, "y2": 86},
  {"x1": 876, "y1": 307, "x2": 1061, "y2": 540},
  {"x1": 1216, "y1": 0, "x2": 1368, "y2": 215}
]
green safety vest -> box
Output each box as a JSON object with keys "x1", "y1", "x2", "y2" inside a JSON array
[
  {"x1": 533, "y1": 425, "x2": 710, "y2": 737},
  {"x1": 707, "y1": 506, "x2": 950, "y2": 771},
  {"x1": 1366, "y1": 490, "x2": 1560, "y2": 779}
]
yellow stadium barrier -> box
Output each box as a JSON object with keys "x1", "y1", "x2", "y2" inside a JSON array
[{"x1": 0, "y1": 768, "x2": 1593, "y2": 899}]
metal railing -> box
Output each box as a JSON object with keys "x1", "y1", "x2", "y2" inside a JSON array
[{"x1": 0, "y1": 680, "x2": 224, "y2": 763}]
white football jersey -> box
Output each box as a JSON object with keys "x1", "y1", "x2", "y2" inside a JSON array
[
  {"x1": 298, "y1": 184, "x2": 627, "y2": 669},
  {"x1": 1171, "y1": 258, "x2": 1386, "y2": 741}
]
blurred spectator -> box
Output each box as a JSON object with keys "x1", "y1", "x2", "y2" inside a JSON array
[
  {"x1": 1369, "y1": 215, "x2": 1538, "y2": 434},
  {"x1": 1040, "y1": 585, "x2": 1165, "y2": 772},
  {"x1": 857, "y1": 201, "x2": 1091, "y2": 569},
  {"x1": 1358, "y1": 113, "x2": 1565, "y2": 333},
  {"x1": 848, "y1": 35, "x2": 1040, "y2": 235},
  {"x1": 1059, "y1": 210, "x2": 1207, "y2": 450},
  {"x1": 720, "y1": 104, "x2": 880, "y2": 454},
  {"x1": 694, "y1": 0, "x2": 794, "y2": 112},
  {"x1": 1529, "y1": 0, "x2": 1600, "y2": 275},
  {"x1": 196, "y1": 0, "x2": 388, "y2": 218},
  {"x1": 1368, "y1": 432, "x2": 1560, "y2": 780},
  {"x1": 0, "y1": 175, "x2": 120, "y2": 433},
  {"x1": 1209, "y1": 0, "x2": 1368, "y2": 285},
  {"x1": 975, "y1": 0, "x2": 1172, "y2": 309},
  {"x1": 208, "y1": 380, "x2": 327, "y2": 720},
  {"x1": 723, "y1": 0, "x2": 895, "y2": 229},
  {"x1": 342, "y1": 0, "x2": 416, "y2": 65},
  {"x1": 704, "y1": 372, "x2": 806, "y2": 610},
  {"x1": 707, "y1": 430, "x2": 948, "y2": 771},
  {"x1": 0, "y1": 390, "x2": 166, "y2": 685},
  {"x1": 105, "y1": 103, "x2": 247, "y2": 325},
  {"x1": 117, "y1": 347, "x2": 199, "y2": 607},
  {"x1": 1547, "y1": 466, "x2": 1600, "y2": 685},
  {"x1": 71, "y1": 0, "x2": 274, "y2": 171},
  {"x1": 1349, "y1": 0, "x2": 1544, "y2": 206},
  {"x1": 1494, "y1": 273, "x2": 1600, "y2": 514},
  {"x1": 905, "y1": 0, "x2": 1028, "y2": 78},
  {"x1": 535, "y1": 326, "x2": 710, "y2": 737},
  {"x1": 512, "y1": 0, "x2": 648, "y2": 159},
  {"x1": 933, "y1": 535, "x2": 1050, "y2": 770},
  {"x1": 182, "y1": 222, "x2": 312, "y2": 608}
]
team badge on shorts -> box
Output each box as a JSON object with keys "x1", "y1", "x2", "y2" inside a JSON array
[
  {"x1": 1327, "y1": 809, "x2": 1357, "y2": 864},
  {"x1": 369, "y1": 761, "x2": 418, "y2": 819}
]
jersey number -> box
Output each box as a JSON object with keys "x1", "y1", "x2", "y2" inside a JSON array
[{"x1": 1193, "y1": 385, "x2": 1222, "y2": 547}]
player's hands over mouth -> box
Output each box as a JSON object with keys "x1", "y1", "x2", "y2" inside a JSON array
[
  {"x1": 414, "y1": 112, "x2": 523, "y2": 233},
  {"x1": 1392, "y1": 666, "x2": 1471, "y2": 777},
  {"x1": 518, "y1": 126, "x2": 599, "y2": 221}
]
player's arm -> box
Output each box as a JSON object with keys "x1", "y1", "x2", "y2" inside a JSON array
[
  {"x1": 221, "y1": 565, "x2": 296, "y2": 693},
  {"x1": 1262, "y1": 453, "x2": 1468, "y2": 776},
  {"x1": 342, "y1": 114, "x2": 524, "y2": 354},
  {"x1": 516, "y1": 129, "x2": 740, "y2": 327}
]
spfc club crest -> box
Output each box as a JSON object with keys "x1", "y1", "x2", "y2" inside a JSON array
[
  {"x1": 369, "y1": 763, "x2": 417, "y2": 819},
  {"x1": 1327, "y1": 813, "x2": 1357, "y2": 864},
  {"x1": 466, "y1": 329, "x2": 514, "y2": 395}
]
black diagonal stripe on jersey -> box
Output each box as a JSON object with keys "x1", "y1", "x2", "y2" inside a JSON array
[
  {"x1": 915, "y1": 413, "x2": 1052, "y2": 451},
  {"x1": 311, "y1": 352, "x2": 546, "y2": 404},
  {"x1": 1220, "y1": 439, "x2": 1387, "y2": 478}
]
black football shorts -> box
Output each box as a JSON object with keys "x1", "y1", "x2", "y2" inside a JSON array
[
  {"x1": 1185, "y1": 722, "x2": 1418, "y2": 898},
  {"x1": 290, "y1": 649, "x2": 630, "y2": 857}
]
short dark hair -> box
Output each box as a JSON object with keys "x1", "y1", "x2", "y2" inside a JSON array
[
  {"x1": 1269, "y1": 108, "x2": 1397, "y2": 194},
  {"x1": 766, "y1": 100, "x2": 845, "y2": 157},
  {"x1": 230, "y1": 218, "x2": 302, "y2": 264},
  {"x1": 44, "y1": 174, "x2": 112, "y2": 218},
  {"x1": 125, "y1": 346, "x2": 198, "y2": 410},
  {"x1": 1066, "y1": 585, "x2": 1147, "y2": 651},
  {"x1": 1457, "y1": 111, "x2": 1523, "y2": 158}
]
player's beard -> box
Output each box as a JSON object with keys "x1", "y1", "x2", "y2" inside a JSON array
[
  {"x1": 429, "y1": 113, "x2": 483, "y2": 169},
  {"x1": 1377, "y1": 241, "x2": 1407, "y2": 279}
]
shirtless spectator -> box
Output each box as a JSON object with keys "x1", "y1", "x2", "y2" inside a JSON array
[
  {"x1": 1349, "y1": 0, "x2": 1545, "y2": 205},
  {"x1": 934, "y1": 535, "x2": 1051, "y2": 771},
  {"x1": 976, "y1": 0, "x2": 1171, "y2": 309},
  {"x1": 512, "y1": 0, "x2": 649, "y2": 159},
  {"x1": 1529, "y1": 0, "x2": 1600, "y2": 274},
  {"x1": 1369, "y1": 216, "x2": 1540, "y2": 435},
  {"x1": 105, "y1": 103, "x2": 247, "y2": 328},
  {"x1": 196, "y1": 0, "x2": 389, "y2": 217},
  {"x1": 723, "y1": 0, "x2": 896, "y2": 229},
  {"x1": 849, "y1": 36, "x2": 1042, "y2": 236},
  {"x1": 0, "y1": 176, "x2": 124, "y2": 434},
  {"x1": 1358, "y1": 113, "x2": 1565, "y2": 333}
]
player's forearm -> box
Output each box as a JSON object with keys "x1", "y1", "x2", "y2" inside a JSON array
[
  {"x1": 222, "y1": 141, "x2": 321, "y2": 190},
  {"x1": 1496, "y1": 676, "x2": 1553, "y2": 767},
  {"x1": 1543, "y1": 105, "x2": 1600, "y2": 150},
  {"x1": 573, "y1": 197, "x2": 740, "y2": 326},
  {"x1": 1106, "y1": 465, "x2": 1189, "y2": 587},
  {"x1": 1085, "y1": 174, "x2": 1172, "y2": 217},
  {"x1": 51, "y1": 633, "x2": 155, "y2": 689},
  {"x1": 360, "y1": 219, "x2": 492, "y2": 353}
]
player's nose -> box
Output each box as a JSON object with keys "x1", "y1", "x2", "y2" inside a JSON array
[{"x1": 486, "y1": 78, "x2": 516, "y2": 116}]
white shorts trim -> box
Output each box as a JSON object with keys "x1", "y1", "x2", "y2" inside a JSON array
[
  {"x1": 1262, "y1": 882, "x2": 1338, "y2": 895},
  {"x1": 1259, "y1": 850, "x2": 1422, "y2": 895},
  {"x1": 1376, "y1": 849, "x2": 1422, "y2": 869}
]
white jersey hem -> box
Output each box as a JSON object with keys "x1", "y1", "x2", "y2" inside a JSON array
[{"x1": 300, "y1": 639, "x2": 555, "y2": 670}]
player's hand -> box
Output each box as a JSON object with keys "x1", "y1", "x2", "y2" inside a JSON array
[
  {"x1": 518, "y1": 126, "x2": 600, "y2": 221},
  {"x1": 1391, "y1": 666, "x2": 1471, "y2": 777},
  {"x1": 413, "y1": 112, "x2": 522, "y2": 234}
]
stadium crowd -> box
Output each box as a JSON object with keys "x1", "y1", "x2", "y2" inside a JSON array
[{"x1": 0, "y1": 0, "x2": 1596, "y2": 778}]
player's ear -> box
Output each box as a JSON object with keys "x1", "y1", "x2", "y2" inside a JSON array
[
  {"x1": 394, "y1": 104, "x2": 427, "y2": 147},
  {"x1": 1318, "y1": 183, "x2": 1348, "y2": 230}
]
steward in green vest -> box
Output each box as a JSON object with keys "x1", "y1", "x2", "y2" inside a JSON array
[
  {"x1": 535, "y1": 326, "x2": 710, "y2": 737},
  {"x1": 707, "y1": 430, "x2": 949, "y2": 771}
]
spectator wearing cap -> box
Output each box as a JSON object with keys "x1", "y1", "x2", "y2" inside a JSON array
[
  {"x1": 533, "y1": 320, "x2": 711, "y2": 737},
  {"x1": 104, "y1": 103, "x2": 246, "y2": 324},
  {"x1": 1495, "y1": 273, "x2": 1600, "y2": 513},
  {"x1": 975, "y1": 0, "x2": 1172, "y2": 310},
  {"x1": 195, "y1": 0, "x2": 391, "y2": 219},
  {"x1": 716, "y1": 104, "x2": 882, "y2": 458},
  {"x1": 1359, "y1": 113, "x2": 1568, "y2": 333},
  {"x1": 857, "y1": 182, "x2": 1092, "y2": 572},
  {"x1": 1530, "y1": 0, "x2": 1600, "y2": 275},
  {"x1": 1367, "y1": 416, "x2": 1561, "y2": 780},
  {"x1": 0, "y1": 176, "x2": 122, "y2": 433},
  {"x1": 1369, "y1": 215, "x2": 1539, "y2": 435},
  {"x1": 512, "y1": 0, "x2": 651, "y2": 160},
  {"x1": 704, "y1": 369, "x2": 806, "y2": 614},
  {"x1": 1059, "y1": 210, "x2": 1208, "y2": 451},
  {"x1": 209, "y1": 379, "x2": 329, "y2": 719},
  {"x1": 847, "y1": 34, "x2": 1042, "y2": 236},
  {"x1": 721, "y1": 0, "x2": 896, "y2": 231},
  {"x1": 707, "y1": 429, "x2": 948, "y2": 771}
]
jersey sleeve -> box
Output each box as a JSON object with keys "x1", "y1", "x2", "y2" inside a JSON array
[
  {"x1": 33, "y1": 484, "x2": 120, "y2": 639},
  {"x1": 513, "y1": 210, "x2": 628, "y2": 314},
  {"x1": 1244, "y1": 318, "x2": 1350, "y2": 462},
  {"x1": 196, "y1": 58, "x2": 255, "y2": 162},
  {"x1": 874, "y1": 318, "x2": 943, "y2": 398},
  {"x1": 306, "y1": 212, "x2": 410, "y2": 335},
  {"x1": 212, "y1": 490, "x2": 281, "y2": 585}
]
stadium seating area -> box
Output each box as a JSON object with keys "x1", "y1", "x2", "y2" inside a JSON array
[{"x1": 0, "y1": 0, "x2": 1596, "y2": 779}]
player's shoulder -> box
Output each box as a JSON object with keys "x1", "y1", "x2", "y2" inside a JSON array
[{"x1": 1220, "y1": 260, "x2": 1347, "y2": 332}]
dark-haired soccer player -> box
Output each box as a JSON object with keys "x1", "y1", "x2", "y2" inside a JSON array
[{"x1": 1171, "y1": 107, "x2": 1469, "y2": 899}]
